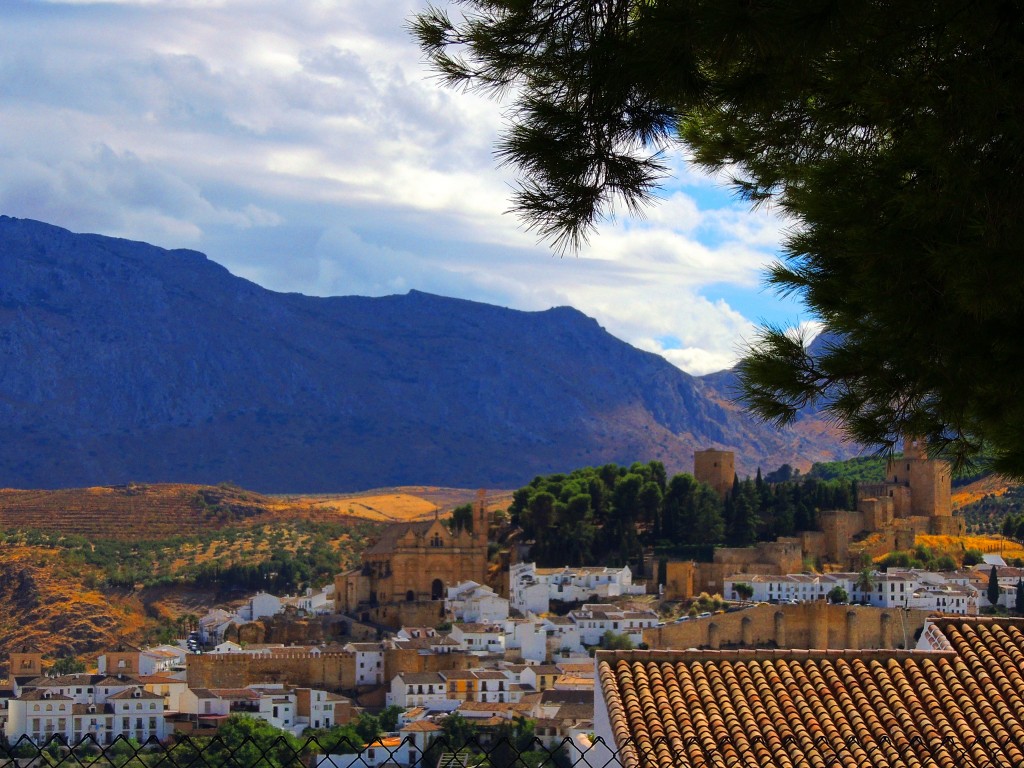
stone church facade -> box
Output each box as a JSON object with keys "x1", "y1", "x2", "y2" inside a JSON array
[{"x1": 335, "y1": 502, "x2": 489, "y2": 628}]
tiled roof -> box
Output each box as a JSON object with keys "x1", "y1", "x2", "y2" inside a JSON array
[
  {"x1": 17, "y1": 690, "x2": 72, "y2": 701},
  {"x1": 108, "y1": 687, "x2": 163, "y2": 700},
  {"x1": 598, "y1": 617, "x2": 1024, "y2": 768},
  {"x1": 398, "y1": 672, "x2": 445, "y2": 685},
  {"x1": 401, "y1": 720, "x2": 442, "y2": 731}
]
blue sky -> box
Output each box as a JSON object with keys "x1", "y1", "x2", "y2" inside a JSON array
[{"x1": 0, "y1": 0, "x2": 813, "y2": 375}]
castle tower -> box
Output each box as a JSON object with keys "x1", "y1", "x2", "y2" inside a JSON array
[
  {"x1": 887, "y1": 436, "x2": 952, "y2": 517},
  {"x1": 694, "y1": 449, "x2": 735, "y2": 498}
]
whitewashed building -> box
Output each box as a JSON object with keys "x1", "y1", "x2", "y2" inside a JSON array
[
  {"x1": 344, "y1": 643, "x2": 385, "y2": 686},
  {"x1": 386, "y1": 673, "x2": 451, "y2": 709},
  {"x1": 510, "y1": 563, "x2": 645, "y2": 614},
  {"x1": 6, "y1": 682, "x2": 169, "y2": 745},
  {"x1": 238, "y1": 592, "x2": 284, "y2": 622},
  {"x1": 445, "y1": 581, "x2": 509, "y2": 624},
  {"x1": 448, "y1": 623, "x2": 505, "y2": 655},
  {"x1": 568, "y1": 604, "x2": 658, "y2": 646}
]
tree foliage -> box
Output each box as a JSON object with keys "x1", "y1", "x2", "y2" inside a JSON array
[
  {"x1": 510, "y1": 461, "x2": 855, "y2": 568},
  {"x1": 988, "y1": 566, "x2": 1001, "y2": 608},
  {"x1": 412, "y1": 1, "x2": 1024, "y2": 475}
]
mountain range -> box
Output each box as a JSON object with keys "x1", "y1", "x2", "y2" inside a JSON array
[{"x1": 0, "y1": 216, "x2": 854, "y2": 492}]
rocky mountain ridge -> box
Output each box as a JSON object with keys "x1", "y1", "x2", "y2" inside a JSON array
[{"x1": 0, "y1": 216, "x2": 854, "y2": 491}]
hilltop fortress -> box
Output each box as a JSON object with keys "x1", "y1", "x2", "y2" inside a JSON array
[{"x1": 667, "y1": 439, "x2": 964, "y2": 599}]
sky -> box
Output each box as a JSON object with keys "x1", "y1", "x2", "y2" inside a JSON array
[{"x1": 0, "y1": 0, "x2": 812, "y2": 375}]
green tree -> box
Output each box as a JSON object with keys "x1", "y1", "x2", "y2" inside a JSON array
[
  {"x1": 413, "y1": 1, "x2": 1024, "y2": 475},
  {"x1": 733, "y1": 582, "x2": 753, "y2": 601},
  {"x1": 439, "y1": 712, "x2": 478, "y2": 751},
  {"x1": 599, "y1": 630, "x2": 635, "y2": 650},
  {"x1": 988, "y1": 566, "x2": 1001, "y2": 608},
  {"x1": 211, "y1": 715, "x2": 306, "y2": 768},
  {"x1": 378, "y1": 705, "x2": 404, "y2": 734},
  {"x1": 49, "y1": 656, "x2": 86, "y2": 675},
  {"x1": 856, "y1": 570, "x2": 875, "y2": 604},
  {"x1": 827, "y1": 586, "x2": 849, "y2": 605},
  {"x1": 449, "y1": 503, "x2": 474, "y2": 533},
  {"x1": 963, "y1": 549, "x2": 984, "y2": 567},
  {"x1": 1015, "y1": 580, "x2": 1024, "y2": 615}
]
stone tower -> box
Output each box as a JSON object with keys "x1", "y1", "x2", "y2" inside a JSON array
[
  {"x1": 887, "y1": 436, "x2": 952, "y2": 518},
  {"x1": 694, "y1": 449, "x2": 735, "y2": 498}
]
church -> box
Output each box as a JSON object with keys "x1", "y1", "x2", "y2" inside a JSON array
[{"x1": 335, "y1": 499, "x2": 490, "y2": 628}]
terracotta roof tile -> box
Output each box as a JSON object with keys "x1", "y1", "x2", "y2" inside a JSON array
[{"x1": 598, "y1": 617, "x2": 1024, "y2": 768}]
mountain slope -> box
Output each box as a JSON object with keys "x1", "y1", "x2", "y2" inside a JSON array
[{"x1": 0, "y1": 216, "x2": 853, "y2": 491}]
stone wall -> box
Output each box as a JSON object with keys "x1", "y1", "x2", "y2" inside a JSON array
[
  {"x1": 643, "y1": 602, "x2": 932, "y2": 651},
  {"x1": 185, "y1": 646, "x2": 475, "y2": 693}
]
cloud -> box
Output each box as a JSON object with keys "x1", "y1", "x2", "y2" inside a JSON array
[{"x1": 0, "y1": 0, "x2": 807, "y2": 376}]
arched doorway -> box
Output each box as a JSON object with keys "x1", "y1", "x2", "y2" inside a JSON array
[
  {"x1": 406, "y1": 590, "x2": 415, "y2": 602},
  {"x1": 431, "y1": 578, "x2": 444, "y2": 600}
]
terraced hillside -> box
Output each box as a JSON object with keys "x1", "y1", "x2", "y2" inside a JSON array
[
  {"x1": 0, "y1": 483, "x2": 511, "y2": 669},
  {"x1": 0, "y1": 483, "x2": 510, "y2": 540}
]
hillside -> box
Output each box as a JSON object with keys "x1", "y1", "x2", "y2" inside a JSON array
[
  {"x1": 0, "y1": 482, "x2": 507, "y2": 540},
  {"x1": 0, "y1": 216, "x2": 854, "y2": 492},
  {"x1": 0, "y1": 483, "x2": 507, "y2": 668}
]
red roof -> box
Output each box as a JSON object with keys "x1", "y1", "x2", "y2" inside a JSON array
[{"x1": 598, "y1": 617, "x2": 1024, "y2": 768}]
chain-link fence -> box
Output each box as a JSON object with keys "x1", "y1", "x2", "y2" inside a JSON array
[
  {"x1": 0, "y1": 732, "x2": 1016, "y2": 768},
  {"x1": 0, "y1": 733, "x2": 608, "y2": 768}
]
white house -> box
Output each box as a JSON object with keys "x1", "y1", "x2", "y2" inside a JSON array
[
  {"x1": 6, "y1": 683, "x2": 170, "y2": 745},
  {"x1": 345, "y1": 643, "x2": 385, "y2": 686},
  {"x1": 283, "y1": 586, "x2": 335, "y2": 615},
  {"x1": 386, "y1": 673, "x2": 449, "y2": 709},
  {"x1": 568, "y1": 604, "x2": 658, "y2": 646},
  {"x1": 448, "y1": 623, "x2": 505, "y2": 655},
  {"x1": 400, "y1": 721, "x2": 443, "y2": 765},
  {"x1": 198, "y1": 609, "x2": 238, "y2": 644},
  {"x1": 239, "y1": 592, "x2": 284, "y2": 622},
  {"x1": 510, "y1": 563, "x2": 551, "y2": 615},
  {"x1": 510, "y1": 563, "x2": 645, "y2": 615},
  {"x1": 252, "y1": 686, "x2": 299, "y2": 735},
  {"x1": 445, "y1": 581, "x2": 509, "y2": 624},
  {"x1": 296, "y1": 688, "x2": 349, "y2": 731}
]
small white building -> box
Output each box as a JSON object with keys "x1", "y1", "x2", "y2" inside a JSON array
[
  {"x1": 448, "y1": 623, "x2": 506, "y2": 655},
  {"x1": 198, "y1": 609, "x2": 238, "y2": 644},
  {"x1": 6, "y1": 683, "x2": 170, "y2": 746},
  {"x1": 386, "y1": 673, "x2": 449, "y2": 709},
  {"x1": 239, "y1": 592, "x2": 284, "y2": 622},
  {"x1": 568, "y1": 604, "x2": 658, "y2": 646},
  {"x1": 345, "y1": 642, "x2": 385, "y2": 686},
  {"x1": 445, "y1": 581, "x2": 509, "y2": 624},
  {"x1": 510, "y1": 563, "x2": 645, "y2": 615},
  {"x1": 283, "y1": 586, "x2": 335, "y2": 615}
]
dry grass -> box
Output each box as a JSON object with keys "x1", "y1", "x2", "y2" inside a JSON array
[
  {"x1": 0, "y1": 484, "x2": 514, "y2": 539},
  {"x1": 916, "y1": 534, "x2": 1024, "y2": 561},
  {"x1": 952, "y1": 474, "x2": 1016, "y2": 509}
]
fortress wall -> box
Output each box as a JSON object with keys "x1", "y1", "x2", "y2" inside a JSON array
[
  {"x1": 186, "y1": 652, "x2": 357, "y2": 692},
  {"x1": 643, "y1": 603, "x2": 931, "y2": 651}
]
